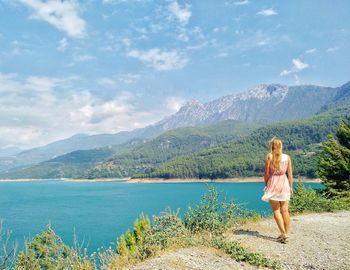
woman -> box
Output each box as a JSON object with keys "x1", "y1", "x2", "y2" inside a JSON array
[{"x1": 262, "y1": 137, "x2": 293, "y2": 243}]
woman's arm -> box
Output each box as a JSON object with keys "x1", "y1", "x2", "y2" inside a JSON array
[
  {"x1": 264, "y1": 154, "x2": 270, "y2": 186},
  {"x1": 287, "y1": 155, "x2": 293, "y2": 193}
]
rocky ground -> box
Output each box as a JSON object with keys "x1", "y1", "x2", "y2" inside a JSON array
[{"x1": 128, "y1": 211, "x2": 350, "y2": 270}]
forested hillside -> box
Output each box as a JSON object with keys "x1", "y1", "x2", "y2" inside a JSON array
[
  {"x1": 135, "y1": 101, "x2": 350, "y2": 179},
  {"x1": 0, "y1": 120, "x2": 260, "y2": 179}
]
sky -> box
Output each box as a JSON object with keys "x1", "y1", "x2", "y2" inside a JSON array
[{"x1": 0, "y1": 0, "x2": 349, "y2": 149}]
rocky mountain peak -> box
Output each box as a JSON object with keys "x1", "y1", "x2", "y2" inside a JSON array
[
  {"x1": 184, "y1": 99, "x2": 203, "y2": 107},
  {"x1": 178, "y1": 99, "x2": 206, "y2": 114},
  {"x1": 238, "y1": 84, "x2": 289, "y2": 100}
]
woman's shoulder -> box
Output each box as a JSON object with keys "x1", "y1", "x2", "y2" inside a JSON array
[
  {"x1": 282, "y1": 153, "x2": 290, "y2": 161},
  {"x1": 266, "y1": 153, "x2": 273, "y2": 160}
]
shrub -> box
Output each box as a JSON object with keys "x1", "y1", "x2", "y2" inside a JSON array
[
  {"x1": 140, "y1": 208, "x2": 190, "y2": 258},
  {"x1": 290, "y1": 182, "x2": 349, "y2": 213},
  {"x1": 116, "y1": 214, "x2": 150, "y2": 257},
  {"x1": 15, "y1": 226, "x2": 95, "y2": 270},
  {"x1": 184, "y1": 185, "x2": 256, "y2": 235},
  {"x1": 114, "y1": 209, "x2": 189, "y2": 266}
]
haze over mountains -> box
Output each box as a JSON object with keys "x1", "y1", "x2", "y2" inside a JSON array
[{"x1": 0, "y1": 81, "x2": 349, "y2": 176}]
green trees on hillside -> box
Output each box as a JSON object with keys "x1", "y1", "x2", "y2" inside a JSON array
[
  {"x1": 317, "y1": 118, "x2": 350, "y2": 197},
  {"x1": 139, "y1": 107, "x2": 350, "y2": 179}
]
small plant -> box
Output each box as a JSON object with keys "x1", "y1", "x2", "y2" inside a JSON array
[
  {"x1": 213, "y1": 237, "x2": 280, "y2": 269},
  {"x1": 0, "y1": 221, "x2": 17, "y2": 270}
]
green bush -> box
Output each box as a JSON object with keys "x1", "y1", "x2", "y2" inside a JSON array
[
  {"x1": 290, "y1": 182, "x2": 349, "y2": 213},
  {"x1": 114, "y1": 209, "x2": 190, "y2": 265},
  {"x1": 15, "y1": 226, "x2": 95, "y2": 270},
  {"x1": 184, "y1": 185, "x2": 257, "y2": 235},
  {"x1": 144, "y1": 208, "x2": 189, "y2": 249},
  {"x1": 116, "y1": 214, "x2": 150, "y2": 257}
]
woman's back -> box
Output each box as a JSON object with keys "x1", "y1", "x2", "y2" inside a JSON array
[
  {"x1": 262, "y1": 153, "x2": 290, "y2": 202},
  {"x1": 269, "y1": 153, "x2": 289, "y2": 176}
]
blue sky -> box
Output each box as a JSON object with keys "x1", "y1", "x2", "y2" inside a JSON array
[{"x1": 0, "y1": 0, "x2": 349, "y2": 148}]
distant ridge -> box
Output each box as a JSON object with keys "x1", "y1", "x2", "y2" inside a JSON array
[{"x1": 1, "y1": 81, "x2": 348, "y2": 173}]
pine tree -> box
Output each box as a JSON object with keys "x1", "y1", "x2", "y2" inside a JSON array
[{"x1": 317, "y1": 118, "x2": 350, "y2": 197}]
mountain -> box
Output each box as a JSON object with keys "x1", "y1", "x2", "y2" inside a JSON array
[
  {"x1": 0, "y1": 146, "x2": 22, "y2": 157},
  {"x1": 149, "y1": 83, "x2": 338, "y2": 131},
  {"x1": 137, "y1": 89, "x2": 350, "y2": 179},
  {"x1": 0, "y1": 127, "x2": 159, "y2": 172},
  {"x1": 1, "y1": 81, "x2": 348, "y2": 174},
  {"x1": 25, "y1": 81, "x2": 348, "y2": 181},
  {"x1": 0, "y1": 120, "x2": 261, "y2": 179}
]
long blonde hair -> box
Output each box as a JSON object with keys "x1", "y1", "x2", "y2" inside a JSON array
[{"x1": 268, "y1": 137, "x2": 283, "y2": 170}]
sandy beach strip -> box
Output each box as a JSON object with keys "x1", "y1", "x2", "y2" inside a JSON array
[
  {"x1": 0, "y1": 177, "x2": 130, "y2": 182},
  {"x1": 0, "y1": 177, "x2": 321, "y2": 183},
  {"x1": 127, "y1": 177, "x2": 322, "y2": 184}
]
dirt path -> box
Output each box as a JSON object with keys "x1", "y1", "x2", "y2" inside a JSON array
[
  {"x1": 128, "y1": 246, "x2": 260, "y2": 270},
  {"x1": 128, "y1": 211, "x2": 350, "y2": 270},
  {"x1": 229, "y1": 211, "x2": 350, "y2": 270}
]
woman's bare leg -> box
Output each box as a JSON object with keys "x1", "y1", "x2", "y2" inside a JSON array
[
  {"x1": 280, "y1": 201, "x2": 290, "y2": 236},
  {"x1": 269, "y1": 200, "x2": 286, "y2": 235}
]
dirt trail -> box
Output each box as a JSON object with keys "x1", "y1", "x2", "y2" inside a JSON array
[
  {"x1": 229, "y1": 211, "x2": 350, "y2": 270},
  {"x1": 129, "y1": 211, "x2": 350, "y2": 270}
]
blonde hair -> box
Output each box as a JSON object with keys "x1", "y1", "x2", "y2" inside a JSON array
[{"x1": 268, "y1": 137, "x2": 283, "y2": 170}]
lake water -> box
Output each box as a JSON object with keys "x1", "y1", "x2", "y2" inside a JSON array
[{"x1": 0, "y1": 180, "x2": 322, "y2": 252}]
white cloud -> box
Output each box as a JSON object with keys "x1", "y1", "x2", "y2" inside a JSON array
[
  {"x1": 257, "y1": 8, "x2": 277, "y2": 17},
  {"x1": 280, "y1": 58, "x2": 309, "y2": 76},
  {"x1": 19, "y1": 0, "x2": 86, "y2": 38},
  {"x1": 97, "y1": 77, "x2": 117, "y2": 88},
  {"x1": 117, "y1": 73, "x2": 141, "y2": 84},
  {"x1": 57, "y1": 37, "x2": 68, "y2": 51},
  {"x1": 168, "y1": 0, "x2": 191, "y2": 25},
  {"x1": 0, "y1": 73, "x2": 174, "y2": 148},
  {"x1": 327, "y1": 46, "x2": 339, "y2": 53},
  {"x1": 127, "y1": 48, "x2": 189, "y2": 71},
  {"x1": 305, "y1": 48, "x2": 318, "y2": 54},
  {"x1": 73, "y1": 54, "x2": 96, "y2": 62},
  {"x1": 292, "y1": 58, "x2": 308, "y2": 70},
  {"x1": 166, "y1": 96, "x2": 185, "y2": 112},
  {"x1": 230, "y1": 0, "x2": 249, "y2": 5}
]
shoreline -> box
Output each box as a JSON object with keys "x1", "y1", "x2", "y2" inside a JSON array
[
  {"x1": 127, "y1": 177, "x2": 322, "y2": 184},
  {"x1": 0, "y1": 177, "x2": 322, "y2": 184},
  {"x1": 0, "y1": 177, "x2": 130, "y2": 182}
]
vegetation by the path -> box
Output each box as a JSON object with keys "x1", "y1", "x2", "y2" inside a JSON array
[
  {"x1": 290, "y1": 117, "x2": 350, "y2": 214},
  {"x1": 289, "y1": 182, "x2": 349, "y2": 214}
]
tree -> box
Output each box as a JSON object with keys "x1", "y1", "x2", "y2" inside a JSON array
[{"x1": 317, "y1": 117, "x2": 350, "y2": 197}]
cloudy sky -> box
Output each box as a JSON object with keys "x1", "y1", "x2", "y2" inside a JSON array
[{"x1": 0, "y1": 0, "x2": 349, "y2": 149}]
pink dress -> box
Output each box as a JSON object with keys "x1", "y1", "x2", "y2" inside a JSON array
[{"x1": 262, "y1": 153, "x2": 291, "y2": 202}]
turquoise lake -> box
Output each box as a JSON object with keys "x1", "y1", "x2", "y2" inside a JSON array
[{"x1": 0, "y1": 180, "x2": 322, "y2": 252}]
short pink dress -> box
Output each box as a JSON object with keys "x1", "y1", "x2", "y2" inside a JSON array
[{"x1": 262, "y1": 153, "x2": 291, "y2": 202}]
